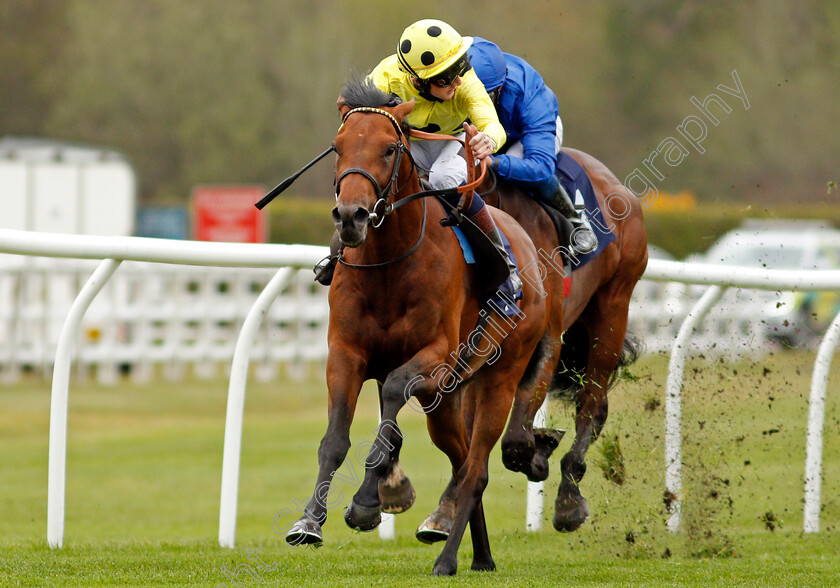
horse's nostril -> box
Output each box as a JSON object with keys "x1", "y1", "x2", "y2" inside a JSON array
[
  {"x1": 331, "y1": 207, "x2": 342, "y2": 226},
  {"x1": 354, "y1": 208, "x2": 370, "y2": 225}
]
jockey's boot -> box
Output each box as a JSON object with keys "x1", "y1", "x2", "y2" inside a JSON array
[
  {"x1": 545, "y1": 186, "x2": 598, "y2": 255},
  {"x1": 475, "y1": 212, "x2": 523, "y2": 298},
  {"x1": 313, "y1": 232, "x2": 341, "y2": 286}
]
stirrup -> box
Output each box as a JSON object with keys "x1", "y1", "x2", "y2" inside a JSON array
[
  {"x1": 507, "y1": 269, "x2": 523, "y2": 298},
  {"x1": 569, "y1": 223, "x2": 598, "y2": 255}
]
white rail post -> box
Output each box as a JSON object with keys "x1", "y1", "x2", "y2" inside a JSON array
[
  {"x1": 526, "y1": 397, "x2": 549, "y2": 531},
  {"x1": 377, "y1": 397, "x2": 396, "y2": 539},
  {"x1": 1, "y1": 266, "x2": 23, "y2": 383},
  {"x1": 803, "y1": 309, "x2": 840, "y2": 533},
  {"x1": 378, "y1": 512, "x2": 396, "y2": 540},
  {"x1": 219, "y1": 267, "x2": 293, "y2": 548},
  {"x1": 48, "y1": 258, "x2": 121, "y2": 548},
  {"x1": 377, "y1": 406, "x2": 397, "y2": 539},
  {"x1": 665, "y1": 284, "x2": 725, "y2": 533}
]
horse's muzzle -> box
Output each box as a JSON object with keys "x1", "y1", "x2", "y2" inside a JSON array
[{"x1": 333, "y1": 204, "x2": 370, "y2": 247}]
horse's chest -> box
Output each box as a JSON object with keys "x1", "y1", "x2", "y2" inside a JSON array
[
  {"x1": 338, "y1": 300, "x2": 442, "y2": 356},
  {"x1": 378, "y1": 304, "x2": 440, "y2": 347}
]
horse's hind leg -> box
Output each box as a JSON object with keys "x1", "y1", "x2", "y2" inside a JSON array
[
  {"x1": 501, "y1": 332, "x2": 564, "y2": 481},
  {"x1": 468, "y1": 499, "x2": 495, "y2": 572},
  {"x1": 418, "y1": 333, "x2": 565, "y2": 545},
  {"x1": 554, "y1": 289, "x2": 630, "y2": 532},
  {"x1": 415, "y1": 389, "x2": 469, "y2": 544},
  {"x1": 432, "y1": 375, "x2": 516, "y2": 576}
]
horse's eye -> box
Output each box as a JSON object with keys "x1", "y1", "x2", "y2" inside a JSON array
[{"x1": 384, "y1": 145, "x2": 396, "y2": 157}]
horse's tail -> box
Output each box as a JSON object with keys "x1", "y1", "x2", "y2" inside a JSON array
[{"x1": 549, "y1": 323, "x2": 643, "y2": 401}]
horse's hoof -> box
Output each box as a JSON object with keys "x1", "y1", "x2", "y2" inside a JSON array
[
  {"x1": 378, "y1": 464, "x2": 416, "y2": 514},
  {"x1": 432, "y1": 556, "x2": 458, "y2": 576},
  {"x1": 527, "y1": 428, "x2": 566, "y2": 482},
  {"x1": 471, "y1": 557, "x2": 496, "y2": 572},
  {"x1": 553, "y1": 495, "x2": 590, "y2": 532},
  {"x1": 344, "y1": 499, "x2": 381, "y2": 532},
  {"x1": 285, "y1": 517, "x2": 323, "y2": 547},
  {"x1": 527, "y1": 454, "x2": 550, "y2": 482},
  {"x1": 415, "y1": 501, "x2": 455, "y2": 544},
  {"x1": 534, "y1": 427, "x2": 565, "y2": 454},
  {"x1": 415, "y1": 525, "x2": 449, "y2": 544},
  {"x1": 501, "y1": 437, "x2": 535, "y2": 475}
]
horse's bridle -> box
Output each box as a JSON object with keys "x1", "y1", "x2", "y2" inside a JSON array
[
  {"x1": 334, "y1": 106, "x2": 488, "y2": 270},
  {"x1": 335, "y1": 107, "x2": 416, "y2": 229}
]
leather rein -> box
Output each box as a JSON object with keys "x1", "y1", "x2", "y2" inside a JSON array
[{"x1": 335, "y1": 106, "x2": 488, "y2": 270}]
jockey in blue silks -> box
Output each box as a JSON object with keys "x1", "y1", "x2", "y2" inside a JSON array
[{"x1": 466, "y1": 36, "x2": 597, "y2": 255}]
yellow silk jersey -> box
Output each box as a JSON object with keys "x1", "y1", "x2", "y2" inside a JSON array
[{"x1": 367, "y1": 54, "x2": 506, "y2": 151}]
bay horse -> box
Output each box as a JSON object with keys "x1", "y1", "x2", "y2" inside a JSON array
[
  {"x1": 388, "y1": 144, "x2": 649, "y2": 537},
  {"x1": 488, "y1": 150, "x2": 648, "y2": 531},
  {"x1": 283, "y1": 79, "x2": 562, "y2": 576}
]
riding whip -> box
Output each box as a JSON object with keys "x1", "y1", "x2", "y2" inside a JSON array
[{"x1": 254, "y1": 145, "x2": 336, "y2": 210}]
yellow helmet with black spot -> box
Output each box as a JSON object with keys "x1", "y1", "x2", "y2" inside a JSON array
[{"x1": 396, "y1": 19, "x2": 470, "y2": 84}]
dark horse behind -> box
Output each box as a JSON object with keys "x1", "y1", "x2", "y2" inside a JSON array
[
  {"x1": 283, "y1": 78, "x2": 648, "y2": 575},
  {"x1": 411, "y1": 144, "x2": 648, "y2": 542}
]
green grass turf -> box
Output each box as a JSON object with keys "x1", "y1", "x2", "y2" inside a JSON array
[{"x1": 1, "y1": 351, "x2": 838, "y2": 586}]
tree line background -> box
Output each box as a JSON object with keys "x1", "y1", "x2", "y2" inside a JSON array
[{"x1": 1, "y1": 0, "x2": 837, "y2": 208}]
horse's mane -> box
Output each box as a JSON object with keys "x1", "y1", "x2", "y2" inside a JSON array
[{"x1": 339, "y1": 76, "x2": 402, "y2": 110}]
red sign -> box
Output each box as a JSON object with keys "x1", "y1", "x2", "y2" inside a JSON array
[{"x1": 192, "y1": 185, "x2": 266, "y2": 243}]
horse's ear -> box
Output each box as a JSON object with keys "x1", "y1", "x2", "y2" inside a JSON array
[
  {"x1": 392, "y1": 99, "x2": 415, "y2": 123},
  {"x1": 337, "y1": 95, "x2": 351, "y2": 119}
]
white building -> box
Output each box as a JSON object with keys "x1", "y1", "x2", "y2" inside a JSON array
[{"x1": 0, "y1": 137, "x2": 135, "y2": 237}]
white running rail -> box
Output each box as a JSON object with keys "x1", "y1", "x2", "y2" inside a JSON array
[
  {"x1": 0, "y1": 229, "x2": 837, "y2": 546},
  {"x1": 0, "y1": 228, "x2": 325, "y2": 548},
  {"x1": 523, "y1": 261, "x2": 840, "y2": 535},
  {"x1": 643, "y1": 261, "x2": 840, "y2": 534}
]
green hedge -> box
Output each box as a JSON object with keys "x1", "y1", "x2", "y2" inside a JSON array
[
  {"x1": 266, "y1": 196, "x2": 336, "y2": 246},
  {"x1": 268, "y1": 197, "x2": 839, "y2": 261}
]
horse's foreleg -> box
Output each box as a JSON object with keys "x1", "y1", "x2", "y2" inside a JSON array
[
  {"x1": 552, "y1": 381, "x2": 605, "y2": 532},
  {"x1": 377, "y1": 383, "x2": 416, "y2": 514},
  {"x1": 345, "y1": 351, "x2": 443, "y2": 532},
  {"x1": 285, "y1": 347, "x2": 365, "y2": 546},
  {"x1": 554, "y1": 293, "x2": 629, "y2": 532}
]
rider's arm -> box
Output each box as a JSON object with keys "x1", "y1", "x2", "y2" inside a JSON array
[
  {"x1": 458, "y1": 71, "x2": 506, "y2": 151},
  {"x1": 492, "y1": 88, "x2": 558, "y2": 185}
]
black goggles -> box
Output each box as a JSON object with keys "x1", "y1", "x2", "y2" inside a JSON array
[{"x1": 428, "y1": 54, "x2": 471, "y2": 88}]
